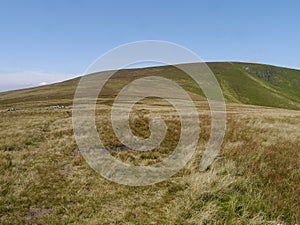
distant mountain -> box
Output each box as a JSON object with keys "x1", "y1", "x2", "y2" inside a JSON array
[{"x1": 0, "y1": 62, "x2": 299, "y2": 110}]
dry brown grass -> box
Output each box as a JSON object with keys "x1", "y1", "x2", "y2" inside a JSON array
[{"x1": 0, "y1": 99, "x2": 299, "y2": 224}]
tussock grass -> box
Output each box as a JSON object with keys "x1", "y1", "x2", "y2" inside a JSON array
[{"x1": 0, "y1": 99, "x2": 299, "y2": 224}]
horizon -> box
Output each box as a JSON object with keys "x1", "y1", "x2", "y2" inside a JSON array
[
  {"x1": 1, "y1": 60, "x2": 299, "y2": 93},
  {"x1": 1, "y1": 0, "x2": 300, "y2": 91},
  {"x1": 1, "y1": 2, "x2": 300, "y2": 222}
]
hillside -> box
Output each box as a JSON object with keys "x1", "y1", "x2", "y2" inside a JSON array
[
  {"x1": 0, "y1": 62, "x2": 299, "y2": 224},
  {"x1": 0, "y1": 62, "x2": 299, "y2": 110}
]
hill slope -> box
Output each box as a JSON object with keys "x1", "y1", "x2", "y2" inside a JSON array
[
  {"x1": 0, "y1": 62, "x2": 299, "y2": 110},
  {"x1": 0, "y1": 62, "x2": 299, "y2": 224}
]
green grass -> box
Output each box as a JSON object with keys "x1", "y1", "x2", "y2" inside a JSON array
[{"x1": 0, "y1": 62, "x2": 300, "y2": 110}]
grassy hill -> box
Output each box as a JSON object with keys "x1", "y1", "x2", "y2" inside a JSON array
[
  {"x1": 0, "y1": 62, "x2": 299, "y2": 110},
  {"x1": 0, "y1": 62, "x2": 299, "y2": 224}
]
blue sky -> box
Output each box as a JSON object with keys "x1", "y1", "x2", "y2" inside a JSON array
[{"x1": 0, "y1": 0, "x2": 300, "y2": 91}]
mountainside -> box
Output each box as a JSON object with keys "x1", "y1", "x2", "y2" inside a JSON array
[
  {"x1": 0, "y1": 62, "x2": 299, "y2": 110},
  {"x1": 0, "y1": 62, "x2": 299, "y2": 224}
]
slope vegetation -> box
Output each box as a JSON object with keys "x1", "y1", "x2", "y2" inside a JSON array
[{"x1": 0, "y1": 62, "x2": 299, "y2": 110}]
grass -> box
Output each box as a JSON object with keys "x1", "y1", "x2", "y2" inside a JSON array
[
  {"x1": 0, "y1": 62, "x2": 299, "y2": 224},
  {"x1": 0, "y1": 100, "x2": 299, "y2": 224},
  {"x1": 1, "y1": 62, "x2": 300, "y2": 110}
]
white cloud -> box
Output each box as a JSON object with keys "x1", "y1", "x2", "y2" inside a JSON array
[
  {"x1": 38, "y1": 82, "x2": 48, "y2": 86},
  {"x1": 0, "y1": 70, "x2": 77, "y2": 92}
]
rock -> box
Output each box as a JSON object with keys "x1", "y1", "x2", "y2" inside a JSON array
[{"x1": 3, "y1": 108, "x2": 17, "y2": 113}]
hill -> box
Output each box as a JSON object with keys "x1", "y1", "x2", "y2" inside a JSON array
[
  {"x1": 0, "y1": 62, "x2": 299, "y2": 224},
  {"x1": 0, "y1": 62, "x2": 299, "y2": 110}
]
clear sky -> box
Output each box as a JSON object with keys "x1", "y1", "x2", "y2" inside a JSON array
[{"x1": 1, "y1": 0, "x2": 300, "y2": 91}]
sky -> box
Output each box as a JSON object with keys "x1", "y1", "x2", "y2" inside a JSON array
[{"x1": 0, "y1": 0, "x2": 300, "y2": 91}]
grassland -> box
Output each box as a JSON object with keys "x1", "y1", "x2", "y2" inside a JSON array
[
  {"x1": 0, "y1": 62, "x2": 299, "y2": 224},
  {"x1": 1, "y1": 62, "x2": 300, "y2": 110}
]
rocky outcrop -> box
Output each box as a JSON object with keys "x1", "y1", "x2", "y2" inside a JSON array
[{"x1": 244, "y1": 66, "x2": 283, "y2": 82}]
